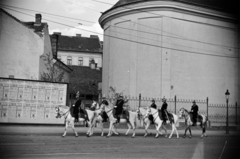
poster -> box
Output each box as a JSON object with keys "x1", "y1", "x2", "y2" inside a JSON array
[{"x1": 0, "y1": 78, "x2": 67, "y2": 122}]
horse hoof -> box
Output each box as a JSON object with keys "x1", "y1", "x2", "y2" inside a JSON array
[
  {"x1": 132, "y1": 136, "x2": 135, "y2": 138},
  {"x1": 182, "y1": 136, "x2": 186, "y2": 138},
  {"x1": 62, "y1": 136, "x2": 65, "y2": 138},
  {"x1": 75, "y1": 135, "x2": 78, "y2": 137},
  {"x1": 189, "y1": 136, "x2": 192, "y2": 138}
]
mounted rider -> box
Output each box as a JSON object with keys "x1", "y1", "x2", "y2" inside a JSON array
[
  {"x1": 149, "y1": 99, "x2": 157, "y2": 124},
  {"x1": 113, "y1": 94, "x2": 129, "y2": 123},
  {"x1": 73, "y1": 91, "x2": 89, "y2": 123},
  {"x1": 73, "y1": 91, "x2": 81, "y2": 122},
  {"x1": 160, "y1": 97, "x2": 169, "y2": 124},
  {"x1": 190, "y1": 100, "x2": 199, "y2": 126}
]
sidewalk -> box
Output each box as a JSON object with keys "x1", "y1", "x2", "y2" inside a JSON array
[{"x1": 0, "y1": 124, "x2": 239, "y2": 137}]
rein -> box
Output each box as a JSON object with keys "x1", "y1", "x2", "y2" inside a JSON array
[
  {"x1": 57, "y1": 109, "x2": 70, "y2": 119},
  {"x1": 149, "y1": 109, "x2": 159, "y2": 122}
]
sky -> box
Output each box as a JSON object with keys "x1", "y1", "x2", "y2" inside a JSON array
[{"x1": 0, "y1": 0, "x2": 119, "y2": 41}]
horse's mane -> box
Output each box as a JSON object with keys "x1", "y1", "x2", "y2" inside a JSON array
[
  {"x1": 181, "y1": 108, "x2": 189, "y2": 113},
  {"x1": 60, "y1": 105, "x2": 70, "y2": 110}
]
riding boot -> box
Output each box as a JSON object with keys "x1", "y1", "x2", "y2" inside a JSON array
[{"x1": 117, "y1": 116, "x2": 120, "y2": 123}]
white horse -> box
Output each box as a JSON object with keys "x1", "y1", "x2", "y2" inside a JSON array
[
  {"x1": 136, "y1": 107, "x2": 166, "y2": 137},
  {"x1": 87, "y1": 102, "x2": 105, "y2": 137},
  {"x1": 147, "y1": 107, "x2": 179, "y2": 138},
  {"x1": 102, "y1": 104, "x2": 138, "y2": 138},
  {"x1": 179, "y1": 108, "x2": 208, "y2": 138},
  {"x1": 55, "y1": 105, "x2": 96, "y2": 137}
]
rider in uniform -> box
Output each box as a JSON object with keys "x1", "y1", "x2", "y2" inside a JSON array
[
  {"x1": 149, "y1": 99, "x2": 157, "y2": 124},
  {"x1": 73, "y1": 91, "x2": 81, "y2": 122},
  {"x1": 114, "y1": 94, "x2": 129, "y2": 122},
  {"x1": 190, "y1": 100, "x2": 199, "y2": 126},
  {"x1": 160, "y1": 97, "x2": 168, "y2": 124}
]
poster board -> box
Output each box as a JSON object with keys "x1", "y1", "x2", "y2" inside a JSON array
[{"x1": 0, "y1": 78, "x2": 68, "y2": 124}]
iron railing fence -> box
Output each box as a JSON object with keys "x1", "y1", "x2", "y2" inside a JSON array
[{"x1": 99, "y1": 94, "x2": 239, "y2": 125}]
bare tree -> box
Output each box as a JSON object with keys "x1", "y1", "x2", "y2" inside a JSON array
[{"x1": 40, "y1": 53, "x2": 65, "y2": 82}]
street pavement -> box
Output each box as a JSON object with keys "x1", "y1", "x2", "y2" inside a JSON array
[
  {"x1": 0, "y1": 124, "x2": 240, "y2": 159},
  {"x1": 0, "y1": 124, "x2": 239, "y2": 137}
]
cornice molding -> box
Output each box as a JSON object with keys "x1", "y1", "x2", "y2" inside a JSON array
[{"x1": 99, "y1": 1, "x2": 236, "y2": 28}]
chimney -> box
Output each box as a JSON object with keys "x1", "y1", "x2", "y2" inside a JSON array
[
  {"x1": 35, "y1": 14, "x2": 42, "y2": 25},
  {"x1": 53, "y1": 32, "x2": 61, "y2": 35},
  {"x1": 76, "y1": 34, "x2": 81, "y2": 37},
  {"x1": 90, "y1": 35, "x2": 99, "y2": 39}
]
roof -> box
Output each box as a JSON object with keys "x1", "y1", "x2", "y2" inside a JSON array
[
  {"x1": 51, "y1": 35, "x2": 103, "y2": 53},
  {"x1": 69, "y1": 66, "x2": 102, "y2": 95},
  {"x1": 22, "y1": 22, "x2": 47, "y2": 33},
  {"x1": 109, "y1": 0, "x2": 239, "y2": 15},
  {"x1": 0, "y1": 8, "x2": 47, "y2": 36}
]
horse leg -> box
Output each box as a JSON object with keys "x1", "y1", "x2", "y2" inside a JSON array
[
  {"x1": 161, "y1": 124, "x2": 168, "y2": 138},
  {"x1": 100, "y1": 121, "x2": 104, "y2": 137},
  {"x1": 125, "y1": 123, "x2": 131, "y2": 136},
  {"x1": 155, "y1": 123, "x2": 162, "y2": 138},
  {"x1": 62, "y1": 121, "x2": 68, "y2": 137},
  {"x1": 188, "y1": 127, "x2": 192, "y2": 138},
  {"x1": 112, "y1": 124, "x2": 118, "y2": 135},
  {"x1": 107, "y1": 122, "x2": 113, "y2": 137},
  {"x1": 169, "y1": 124, "x2": 175, "y2": 139},
  {"x1": 143, "y1": 120, "x2": 150, "y2": 137},
  {"x1": 130, "y1": 121, "x2": 136, "y2": 138},
  {"x1": 71, "y1": 122, "x2": 78, "y2": 137},
  {"x1": 201, "y1": 124, "x2": 207, "y2": 138},
  {"x1": 175, "y1": 124, "x2": 179, "y2": 138},
  {"x1": 183, "y1": 126, "x2": 189, "y2": 138}
]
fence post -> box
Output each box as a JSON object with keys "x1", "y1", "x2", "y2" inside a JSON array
[
  {"x1": 206, "y1": 97, "x2": 209, "y2": 117},
  {"x1": 139, "y1": 94, "x2": 141, "y2": 108},
  {"x1": 174, "y1": 95, "x2": 177, "y2": 114},
  {"x1": 236, "y1": 102, "x2": 238, "y2": 125}
]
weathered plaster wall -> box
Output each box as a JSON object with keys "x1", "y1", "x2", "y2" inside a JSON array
[
  {"x1": 0, "y1": 11, "x2": 43, "y2": 80},
  {"x1": 100, "y1": 1, "x2": 239, "y2": 105}
]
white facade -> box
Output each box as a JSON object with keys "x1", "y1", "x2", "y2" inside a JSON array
[
  {"x1": 0, "y1": 10, "x2": 44, "y2": 80},
  {"x1": 99, "y1": 1, "x2": 239, "y2": 105},
  {"x1": 58, "y1": 51, "x2": 102, "y2": 68}
]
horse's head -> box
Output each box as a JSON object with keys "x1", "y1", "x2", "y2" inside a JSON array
[
  {"x1": 147, "y1": 106, "x2": 152, "y2": 115},
  {"x1": 91, "y1": 101, "x2": 99, "y2": 108},
  {"x1": 55, "y1": 106, "x2": 62, "y2": 118},
  {"x1": 179, "y1": 108, "x2": 187, "y2": 118}
]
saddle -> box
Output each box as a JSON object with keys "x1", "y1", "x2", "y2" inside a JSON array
[
  {"x1": 79, "y1": 109, "x2": 89, "y2": 121},
  {"x1": 100, "y1": 111, "x2": 108, "y2": 122},
  {"x1": 158, "y1": 110, "x2": 174, "y2": 124},
  {"x1": 113, "y1": 109, "x2": 129, "y2": 122},
  {"x1": 120, "y1": 110, "x2": 129, "y2": 120}
]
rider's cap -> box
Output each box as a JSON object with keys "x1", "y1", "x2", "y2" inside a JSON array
[
  {"x1": 151, "y1": 99, "x2": 155, "y2": 102},
  {"x1": 193, "y1": 100, "x2": 196, "y2": 103}
]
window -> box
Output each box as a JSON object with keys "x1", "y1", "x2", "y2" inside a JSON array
[
  {"x1": 67, "y1": 56, "x2": 72, "y2": 65},
  {"x1": 78, "y1": 57, "x2": 83, "y2": 66}
]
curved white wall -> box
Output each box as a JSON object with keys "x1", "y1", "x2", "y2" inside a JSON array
[{"x1": 100, "y1": 1, "x2": 239, "y2": 105}]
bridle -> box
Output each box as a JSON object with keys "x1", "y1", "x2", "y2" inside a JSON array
[
  {"x1": 137, "y1": 108, "x2": 149, "y2": 125},
  {"x1": 148, "y1": 107, "x2": 159, "y2": 122},
  {"x1": 55, "y1": 107, "x2": 70, "y2": 120}
]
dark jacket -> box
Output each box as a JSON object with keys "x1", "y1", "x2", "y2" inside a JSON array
[
  {"x1": 101, "y1": 100, "x2": 109, "y2": 106},
  {"x1": 73, "y1": 99, "x2": 81, "y2": 117},
  {"x1": 161, "y1": 102, "x2": 168, "y2": 111},
  {"x1": 115, "y1": 99, "x2": 125, "y2": 115},
  {"x1": 150, "y1": 103, "x2": 157, "y2": 109},
  {"x1": 191, "y1": 105, "x2": 198, "y2": 115}
]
